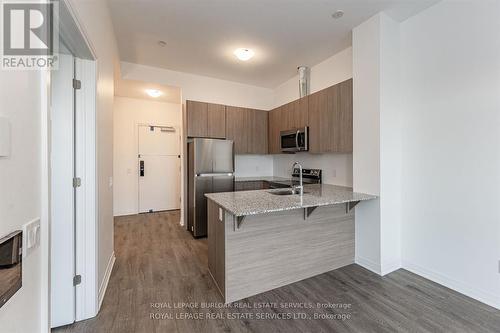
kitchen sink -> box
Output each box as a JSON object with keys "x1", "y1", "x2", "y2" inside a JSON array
[{"x1": 268, "y1": 189, "x2": 309, "y2": 196}]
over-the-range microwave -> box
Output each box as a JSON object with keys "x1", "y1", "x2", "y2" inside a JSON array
[{"x1": 280, "y1": 127, "x2": 309, "y2": 152}]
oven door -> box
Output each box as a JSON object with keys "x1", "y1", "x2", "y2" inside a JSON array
[{"x1": 280, "y1": 127, "x2": 308, "y2": 152}]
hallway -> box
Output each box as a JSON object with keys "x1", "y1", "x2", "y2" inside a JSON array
[{"x1": 54, "y1": 211, "x2": 500, "y2": 333}]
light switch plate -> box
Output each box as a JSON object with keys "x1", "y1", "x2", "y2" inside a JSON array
[
  {"x1": 218, "y1": 208, "x2": 223, "y2": 221},
  {"x1": 22, "y1": 218, "x2": 40, "y2": 258},
  {"x1": 0, "y1": 117, "x2": 11, "y2": 157}
]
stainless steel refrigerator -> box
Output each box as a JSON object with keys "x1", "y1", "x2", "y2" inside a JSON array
[{"x1": 187, "y1": 138, "x2": 234, "y2": 237}]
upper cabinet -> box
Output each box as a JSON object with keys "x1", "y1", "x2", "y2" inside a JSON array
[
  {"x1": 186, "y1": 100, "x2": 208, "y2": 138},
  {"x1": 226, "y1": 107, "x2": 268, "y2": 154},
  {"x1": 268, "y1": 106, "x2": 282, "y2": 154},
  {"x1": 186, "y1": 100, "x2": 226, "y2": 139},
  {"x1": 286, "y1": 97, "x2": 309, "y2": 130},
  {"x1": 187, "y1": 78, "x2": 352, "y2": 155},
  {"x1": 226, "y1": 106, "x2": 248, "y2": 154},
  {"x1": 207, "y1": 103, "x2": 226, "y2": 139},
  {"x1": 248, "y1": 109, "x2": 268, "y2": 154},
  {"x1": 308, "y1": 79, "x2": 353, "y2": 153}
]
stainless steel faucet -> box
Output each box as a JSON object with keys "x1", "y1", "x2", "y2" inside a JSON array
[{"x1": 292, "y1": 161, "x2": 303, "y2": 195}]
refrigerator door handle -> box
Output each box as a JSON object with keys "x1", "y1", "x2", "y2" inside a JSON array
[{"x1": 196, "y1": 173, "x2": 234, "y2": 177}]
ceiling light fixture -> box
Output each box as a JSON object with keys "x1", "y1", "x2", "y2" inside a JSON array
[
  {"x1": 158, "y1": 40, "x2": 167, "y2": 47},
  {"x1": 332, "y1": 10, "x2": 344, "y2": 19},
  {"x1": 234, "y1": 48, "x2": 255, "y2": 61},
  {"x1": 146, "y1": 89, "x2": 162, "y2": 98}
]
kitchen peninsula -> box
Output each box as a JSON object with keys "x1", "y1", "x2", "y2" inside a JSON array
[{"x1": 205, "y1": 184, "x2": 376, "y2": 303}]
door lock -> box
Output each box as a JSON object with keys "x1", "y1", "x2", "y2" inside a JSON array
[{"x1": 139, "y1": 160, "x2": 145, "y2": 177}]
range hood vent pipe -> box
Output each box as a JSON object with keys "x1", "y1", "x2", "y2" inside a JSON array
[{"x1": 298, "y1": 66, "x2": 310, "y2": 98}]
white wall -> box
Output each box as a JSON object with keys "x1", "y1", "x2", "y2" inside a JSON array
[
  {"x1": 352, "y1": 15, "x2": 382, "y2": 273},
  {"x1": 272, "y1": 47, "x2": 354, "y2": 186},
  {"x1": 273, "y1": 47, "x2": 353, "y2": 108},
  {"x1": 0, "y1": 73, "x2": 42, "y2": 333},
  {"x1": 399, "y1": 0, "x2": 500, "y2": 309},
  {"x1": 114, "y1": 97, "x2": 182, "y2": 216},
  {"x1": 352, "y1": 13, "x2": 403, "y2": 275},
  {"x1": 68, "y1": 0, "x2": 119, "y2": 294}
]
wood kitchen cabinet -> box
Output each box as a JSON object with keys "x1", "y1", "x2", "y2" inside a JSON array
[
  {"x1": 308, "y1": 79, "x2": 353, "y2": 153},
  {"x1": 226, "y1": 106, "x2": 249, "y2": 153},
  {"x1": 226, "y1": 107, "x2": 268, "y2": 154},
  {"x1": 268, "y1": 97, "x2": 308, "y2": 154},
  {"x1": 207, "y1": 103, "x2": 226, "y2": 138},
  {"x1": 248, "y1": 109, "x2": 268, "y2": 154},
  {"x1": 186, "y1": 100, "x2": 208, "y2": 137},
  {"x1": 268, "y1": 106, "x2": 282, "y2": 154},
  {"x1": 186, "y1": 100, "x2": 226, "y2": 138},
  {"x1": 284, "y1": 97, "x2": 308, "y2": 130}
]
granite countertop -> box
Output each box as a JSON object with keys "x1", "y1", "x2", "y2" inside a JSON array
[{"x1": 205, "y1": 184, "x2": 377, "y2": 217}]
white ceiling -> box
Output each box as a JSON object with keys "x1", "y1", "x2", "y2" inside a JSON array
[{"x1": 108, "y1": 0, "x2": 439, "y2": 88}]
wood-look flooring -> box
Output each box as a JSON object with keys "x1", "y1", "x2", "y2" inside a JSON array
[{"x1": 54, "y1": 211, "x2": 500, "y2": 333}]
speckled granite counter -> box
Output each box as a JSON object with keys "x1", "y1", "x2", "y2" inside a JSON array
[{"x1": 205, "y1": 184, "x2": 376, "y2": 217}]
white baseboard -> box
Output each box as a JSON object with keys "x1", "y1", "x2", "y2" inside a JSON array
[
  {"x1": 355, "y1": 256, "x2": 382, "y2": 275},
  {"x1": 402, "y1": 260, "x2": 500, "y2": 310},
  {"x1": 98, "y1": 252, "x2": 116, "y2": 310},
  {"x1": 381, "y1": 260, "x2": 402, "y2": 276}
]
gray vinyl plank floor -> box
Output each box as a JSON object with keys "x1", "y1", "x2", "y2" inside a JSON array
[{"x1": 53, "y1": 211, "x2": 500, "y2": 333}]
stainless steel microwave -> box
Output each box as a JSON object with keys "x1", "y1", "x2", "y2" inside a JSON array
[{"x1": 280, "y1": 127, "x2": 309, "y2": 152}]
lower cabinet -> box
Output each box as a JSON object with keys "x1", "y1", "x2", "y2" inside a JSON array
[{"x1": 234, "y1": 180, "x2": 270, "y2": 191}]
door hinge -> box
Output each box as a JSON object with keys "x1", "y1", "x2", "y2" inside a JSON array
[
  {"x1": 73, "y1": 275, "x2": 82, "y2": 286},
  {"x1": 73, "y1": 79, "x2": 81, "y2": 90},
  {"x1": 73, "y1": 177, "x2": 82, "y2": 188}
]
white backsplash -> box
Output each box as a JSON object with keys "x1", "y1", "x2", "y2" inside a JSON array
[
  {"x1": 234, "y1": 155, "x2": 274, "y2": 177},
  {"x1": 273, "y1": 153, "x2": 353, "y2": 186},
  {"x1": 234, "y1": 152, "x2": 353, "y2": 186}
]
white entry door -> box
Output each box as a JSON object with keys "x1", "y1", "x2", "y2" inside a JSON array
[{"x1": 138, "y1": 125, "x2": 181, "y2": 213}]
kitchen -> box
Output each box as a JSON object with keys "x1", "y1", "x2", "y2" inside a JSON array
[{"x1": 183, "y1": 63, "x2": 381, "y2": 302}]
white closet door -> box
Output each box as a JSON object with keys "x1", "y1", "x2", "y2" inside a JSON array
[
  {"x1": 138, "y1": 126, "x2": 181, "y2": 213},
  {"x1": 51, "y1": 53, "x2": 75, "y2": 328}
]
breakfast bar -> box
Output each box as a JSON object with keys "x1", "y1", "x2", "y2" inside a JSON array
[{"x1": 205, "y1": 184, "x2": 376, "y2": 303}]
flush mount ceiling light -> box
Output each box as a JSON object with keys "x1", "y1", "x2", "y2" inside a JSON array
[
  {"x1": 145, "y1": 89, "x2": 162, "y2": 98},
  {"x1": 158, "y1": 40, "x2": 167, "y2": 47},
  {"x1": 233, "y1": 48, "x2": 255, "y2": 61},
  {"x1": 332, "y1": 10, "x2": 344, "y2": 19}
]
